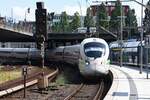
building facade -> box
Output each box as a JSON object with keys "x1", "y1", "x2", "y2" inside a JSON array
[{"x1": 90, "y1": 5, "x2": 129, "y2": 17}]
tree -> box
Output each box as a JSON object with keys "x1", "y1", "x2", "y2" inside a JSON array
[
  {"x1": 144, "y1": 1, "x2": 150, "y2": 35},
  {"x1": 52, "y1": 22, "x2": 60, "y2": 32},
  {"x1": 84, "y1": 7, "x2": 95, "y2": 28},
  {"x1": 125, "y1": 9, "x2": 138, "y2": 37},
  {"x1": 70, "y1": 12, "x2": 81, "y2": 31},
  {"x1": 109, "y1": 1, "x2": 121, "y2": 33},
  {"x1": 96, "y1": 3, "x2": 108, "y2": 29},
  {"x1": 59, "y1": 11, "x2": 69, "y2": 32}
]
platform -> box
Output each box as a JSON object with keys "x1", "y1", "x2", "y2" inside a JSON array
[{"x1": 104, "y1": 65, "x2": 150, "y2": 100}]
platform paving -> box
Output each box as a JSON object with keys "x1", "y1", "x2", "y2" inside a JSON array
[{"x1": 104, "y1": 65, "x2": 150, "y2": 100}]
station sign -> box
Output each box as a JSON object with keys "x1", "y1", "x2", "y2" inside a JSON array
[{"x1": 22, "y1": 66, "x2": 28, "y2": 76}]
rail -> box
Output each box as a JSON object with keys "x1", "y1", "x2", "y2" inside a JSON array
[
  {"x1": 63, "y1": 79, "x2": 105, "y2": 100},
  {"x1": 0, "y1": 68, "x2": 58, "y2": 97},
  {"x1": 64, "y1": 83, "x2": 84, "y2": 100},
  {"x1": 93, "y1": 79, "x2": 104, "y2": 100}
]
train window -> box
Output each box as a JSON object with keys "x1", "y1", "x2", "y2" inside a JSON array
[
  {"x1": 85, "y1": 50, "x2": 102, "y2": 58},
  {"x1": 2, "y1": 51, "x2": 11, "y2": 53},
  {"x1": 55, "y1": 52, "x2": 63, "y2": 55},
  {"x1": 84, "y1": 42, "x2": 106, "y2": 58}
]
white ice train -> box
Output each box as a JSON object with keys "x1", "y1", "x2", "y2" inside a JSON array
[
  {"x1": 79, "y1": 38, "x2": 109, "y2": 77},
  {"x1": 0, "y1": 38, "x2": 110, "y2": 77}
]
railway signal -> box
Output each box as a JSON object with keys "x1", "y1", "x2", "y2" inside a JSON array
[
  {"x1": 36, "y1": 35, "x2": 45, "y2": 49},
  {"x1": 35, "y1": 2, "x2": 47, "y2": 68},
  {"x1": 35, "y1": 2, "x2": 47, "y2": 49}
]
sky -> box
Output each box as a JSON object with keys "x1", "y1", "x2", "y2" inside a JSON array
[{"x1": 0, "y1": 0, "x2": 149, "y2": 25}]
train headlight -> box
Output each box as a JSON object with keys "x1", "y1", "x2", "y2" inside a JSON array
[{"x1": 85, "y1": 60, "x2": 90, "y2": 65}]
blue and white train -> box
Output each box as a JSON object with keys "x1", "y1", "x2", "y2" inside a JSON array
[{"x1": 109, "y1": 39, "x2": 147, "y2": 66}]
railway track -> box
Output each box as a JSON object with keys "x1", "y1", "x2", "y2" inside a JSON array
[
  {"x1": 63, "y1": 79, "x2": 105, "y2": 100},
  {"x1": 0, "y1": 66, "x2": 113, "y2": 100},
  {"x1": 0, "y1": 66, "x2": 58, "y2": 98},
  {"x1": 94, "y1": 80, "x2": 104, "y2": 100}
]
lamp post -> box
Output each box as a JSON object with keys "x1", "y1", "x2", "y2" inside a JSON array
[
  {"x1": 120, "y1": 1, "x2": 123, "y2": 67},
  {"x1": 24, "y1": 8, "x2": 30, "y2": 31},
  {"x1": 139, "y1": 0, "x2": 143, "y2": 74},
  {"x1": 78, "y1": 0, "x2": 83, "y2": 27},
  {"x1": 11, "y1": 8, "x2": 13, "y2": 22},
  {"x1": 25, "y1": 8, "x2": 30, "y2": 22}
]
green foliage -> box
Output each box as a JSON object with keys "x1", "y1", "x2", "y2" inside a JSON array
[
  {"x1": 55, "y1": 74, "x2": 66, "y2": 85},
  {"x1": 144, "y1": 1, "x2": 150, "y2": 35},
  {"x1": 0, "y1": 69, "x2": 21, "y2": 84},
  {"x1": 59, "y1": 11, "x2": 69, "y2": 32},
  {"x1": 96, "y1": 3, "x2": 108, "y2": 29},
  {"x1": 70, "y1": 12, "x2": 81, "y2": 31},
  {"x1": 84, "y1": 7, "x2": 95, "y2": 27},
  {"x1": 52, "y1": 23, "x2": 60, "y2": 32},
  {"x1": 109, "y1": 1, "x2": 121, "y2": 30},
  {"x1": 125, "y1": 9, "x2": 138, "y2": 37},
  {"x1": 52, "y1": 11, "x2": 71, "y2": 32},
  {"x1": 125, "y1": 9, "x2": 137, "y2": 27}
]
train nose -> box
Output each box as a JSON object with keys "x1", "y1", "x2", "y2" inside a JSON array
[
  {"x1": 86, "y1": 61, "x2": 98, "y2": 75},
  {"x1": 81, "y1": 65, "x2": 96, "y2": 76},
  {"x1": 81, "y1": 59, "x2": 107, "y2": 77},
  {"x1": 92, "y1": 60, "x2": 108, "y2": 74}
]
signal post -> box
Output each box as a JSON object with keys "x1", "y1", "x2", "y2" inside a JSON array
[
  {"x1": 35, "y1": 2, "x2": 47, "y2": 68},
  {"x1": 35, "y1": 2, "x2": 48, "y2": 91}
]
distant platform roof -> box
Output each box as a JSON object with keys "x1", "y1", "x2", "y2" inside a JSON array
[
  {"x1": 48, "y1": 32, "x2": 88, "y2": 42},
  {"x1": 98, "y1": 27, "x2": 117, "y2": 42},
  {"x1": 48, "y1": 32, "x2": 117, "y2": 43},
  {"x1": 0, "y1": 27, "x2": 117, "y2": 43},
  {"x1": 0, "y1": 27, "x2": 34, "y2": 42}
]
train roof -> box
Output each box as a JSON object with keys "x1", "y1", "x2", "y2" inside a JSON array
[{"x1": 110, "y1": 40, "x2": 144, "y2": 48}]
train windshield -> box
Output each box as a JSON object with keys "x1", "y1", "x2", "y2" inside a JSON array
[{"x1": 84, "y1": 42, "x2": 106, "y2": 58}]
